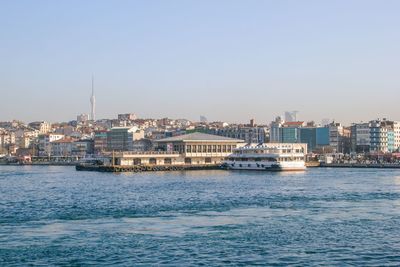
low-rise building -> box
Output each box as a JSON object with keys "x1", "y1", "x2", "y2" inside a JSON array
[
  {"x1": 72, "y1": 140, "x2": 94, "y2": 156},
  {"x1": 77, "y1": 114, "x2": 89, "y2": 124},
  {"x1": 51, "y1": 137, "x2": 76, "y2": 156},
  {"x1": 118, "y1": 113, "x2": 137, "y2": 121},
  {"x1": 114, "y1": 132, "x2": 245, "y2": 166},
  {"x1": 38, "y1": 133, "x2": 64, "y2": 156},
  {"x1": 28, "y1": 121, "x2": 51, "y2": 134}
]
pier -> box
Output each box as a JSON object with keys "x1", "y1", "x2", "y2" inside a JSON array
[
  {"x1": 75, "y1": 164, "x2": 221, "y2": 172},
  {"x1": 320, "y1": 163, "x2": 400, "y2": 169}
]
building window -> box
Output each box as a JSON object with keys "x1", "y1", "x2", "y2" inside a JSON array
[{"x1": 208, "y1": 145, "x2": 212, "y2": 153}]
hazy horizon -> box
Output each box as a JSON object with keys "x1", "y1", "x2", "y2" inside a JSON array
[{"x1": 1, "y1": 0, "x2": 399, "y2": 125}]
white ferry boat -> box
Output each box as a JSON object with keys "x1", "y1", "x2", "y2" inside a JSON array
[{"x1": 222, "y1": 143, "x2": 307, "y2": 171}]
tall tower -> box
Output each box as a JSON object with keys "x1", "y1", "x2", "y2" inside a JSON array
[{"x1": 90, "y1": 76, "x2": 96, "y2": 121}]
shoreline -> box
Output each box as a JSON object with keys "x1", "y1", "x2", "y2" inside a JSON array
[
  {"x1": 2, "y1": 162, "x2": 400, "y2": 170},
  {"x1": 320, "y1": 163, "x2": 400, "y2": 169}
]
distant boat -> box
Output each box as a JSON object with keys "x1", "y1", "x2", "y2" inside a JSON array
[{"x1": 223, "y1": 143, "x2": 307, "y2": 171}]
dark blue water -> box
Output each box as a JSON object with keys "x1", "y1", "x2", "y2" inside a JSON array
[{"x1": 1, "y1": 166, "x2": 400, "y2": 266}]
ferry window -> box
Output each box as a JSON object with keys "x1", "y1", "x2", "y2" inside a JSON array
[{"x1": 248, "y1": 164, "x2": 251, "y2": 167}]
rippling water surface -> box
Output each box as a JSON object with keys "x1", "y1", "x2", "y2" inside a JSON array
[{"x1": 1, "y1": 166, "x2": 400, "y2": 266}]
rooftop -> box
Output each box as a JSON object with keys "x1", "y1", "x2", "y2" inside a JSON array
[
  {"x1": 156, "y1": 132, "x2": 244, "y2": 143},
  {"x1": 52, "y1": 137, "x2": 77, "y2": 144},
  {"x1": 283, "y1": 121, "x2": 304, "y2": 127}
]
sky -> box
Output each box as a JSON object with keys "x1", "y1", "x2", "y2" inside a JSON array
[{"x1": 0, "y1": 0, "x2": 399, "y2": 125}]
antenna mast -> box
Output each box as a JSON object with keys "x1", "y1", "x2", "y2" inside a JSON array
[{"x1": 90, "y1": 75, "x2": 96, "y2": 121}]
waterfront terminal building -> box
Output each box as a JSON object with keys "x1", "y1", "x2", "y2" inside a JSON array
[{"x1": 114, "y1": 132, "x2": 244, "y2": 166}]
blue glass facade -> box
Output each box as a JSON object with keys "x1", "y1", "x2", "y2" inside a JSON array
[
  {"x1": 281, "y1": 127, "x2": 299, "y2": 143},
  {"x1": 316, "y1": 127, "x2": 330, "y2": 146},
  {"x1": 300, "y1": 128, "x2": 316, "y2": 152}
]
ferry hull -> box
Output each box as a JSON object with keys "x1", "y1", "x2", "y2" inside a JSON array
[{"x1": 222, "y1": 161, "x2": 306, "y2": 171}]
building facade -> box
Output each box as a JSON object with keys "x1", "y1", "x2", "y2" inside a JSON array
[
  {"x1": 112, "y1": 132, "x2": 244, "y2": 166},
  {"x1": 350, "y1": 123, "x2": 371, "y2": 153},
  {"x1": 38, "y1": 133, "x2": 64, "y2": 156},
  {"x1": 212, "y1": 126, "x2": 268, "y2": 144},
  {"x1": 107, "y1": 127, "x2": 144, "y2": 151},
  {"x1": 94, "y1": 130, "x2": 108, "y2": 154}
]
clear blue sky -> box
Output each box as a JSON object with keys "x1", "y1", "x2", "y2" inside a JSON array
[{"x1": 1, "y1": 0, "x2": 399, "y2": 124}]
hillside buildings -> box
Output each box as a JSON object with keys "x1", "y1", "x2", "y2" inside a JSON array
[{"x1": 1, "y1": 114, "x2": 400, "y2": 162}]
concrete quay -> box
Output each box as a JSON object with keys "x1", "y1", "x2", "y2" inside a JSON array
[
  {"x1": 320, "y1": 163, "x2": 400, "y2": 169},
  {"x1": 75, "y1": 164, "x2": 221, "y2": 173}
]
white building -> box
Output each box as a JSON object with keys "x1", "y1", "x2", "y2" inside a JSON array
[
  {"x1": 77, "y1": 114, "x2": 89, "y2": 124},
  {"x1": 38, "y1": 133, "x2": 64, "y2": 156},
  {"x1": 0, "y1": 132, "x2": 16, "y2": 150},
  {"x1": 394, "y1": 121, "x2": 400, "y2": 151},
  {"x1": 369, "y1": 120, "x2": 388, "y2": 152},
  {"x1": 118, "y1": 113, "x2": 137, "y2": 121},
  {"x1": 28, "y1": 121, "x2": 52, "y2": 134}
]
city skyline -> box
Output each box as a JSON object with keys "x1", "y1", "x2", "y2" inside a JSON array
[{"x1": 1, "y1": 1, "x2": 399, "y2": 124}]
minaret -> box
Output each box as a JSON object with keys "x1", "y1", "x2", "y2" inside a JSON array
[{"x1": 90, "y1": 75, "x2": 96, "y2": 121}]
